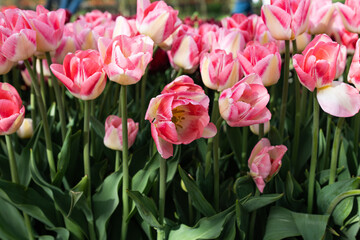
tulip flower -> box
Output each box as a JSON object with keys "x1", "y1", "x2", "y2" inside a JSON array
[
  {"x1": 145, "y1": 76, "x2": 216, "y2": 159},
  {"x1": 104, "y1": 115, "x2": 139, "y2": 151},
  {"x1": 238, "y1": 41, "x2": 281, "y2": 86},
  {"x1": 248, "y1": 138, "x2": 287, "y2": 193},
  {"x1": 0, "y1": 54, "x2": 15, "y2": 75},
  {"x1": 1, "y1": 9, "x2": 37, "y2": 62},
  {"x1": 348, "y1": 39, "x2": 360, "y2": 91},
  {"x1": 136, "y1": 0, "x2": 181, "y2": 44},
  {"x1": 79, "y1": 10, "x2": 113, "y2": 28},
  {"x1": 200, "y1": 49, "x2": 242, "y2": 91},
  {"x1": 161, "y1": 75, "x2": 204, "y2": 94},
  {"x1": 16, "y1": 118, "x2": 33, "y2": 139},
  {"x1": 29, "y1": 5, "x2": 66, "y2": 52},
  {"x1": 293, "y1": 34, "x2": 360, "y2": 117},
  {"x1": 212, "y1": 28, "x2": 246, "y2": 58},
  {"x1": 221, "y1": 13, "x2": 254, "y2": 42},
  {"x1": 112, "y1": 16, "x2": 138, "y2": 38},
  {"x1": 198, "y1": 23, "x2": 219, "y2": 53},
  {"x1": 167, "y1": 25, "x2": 203, "y2": 73},
  {"x1": 0, "y1": 82, "x2": 25, "y2": 135},
  {"x1": 308, "y1": 0, "x2": 334, "y2": 35},
  {"x1": 50, "y1": 49, "x2": 106, "y2": 100},
  {"x1": 336, "y1": 0, "x2": 360, "y2": 34},
  {"x1": 98, "y1": 34, "x2": 153, "y2": 85},
  {"x1": 261, "y1": 0, "x2": 311, "y2": 40},
  {"x1": 250, "y1": 121, "x2": 270, "y2": 136},
  {"x1": 219, "y1": 73, "x2": 271, "y2": 127}
]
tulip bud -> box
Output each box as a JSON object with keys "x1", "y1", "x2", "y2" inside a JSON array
[{"x1": 16, "y1": 118, "x2": 33, "y2": 139}]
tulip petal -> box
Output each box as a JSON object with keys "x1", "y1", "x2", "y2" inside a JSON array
[
  {"x1": 151, "y1": 123, "x2": 173, "y2": 159},
  {"x1": 201, "y1": 122, "x2": 217, "y2": 138}
]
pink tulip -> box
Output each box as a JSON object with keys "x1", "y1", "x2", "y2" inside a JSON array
[
  {"x1": 248, "y1": 138, "x2": 287, "y2": 193},
  {"x1": 221, "y1": 13, "x2": 254, "y2": 42},
  {"x1": 261, "y1": 0, "x2": 311, "y2": 40},
  {"x1": 145, "y1": 77, "x2": 216, "y2": 159},
  {"x1": 98, "y1": 34, "x2": 153, "y2": 85},
  {"x1": 167, "y1": 25, "x2": 202, "y2": 73},
  {"x1": 1, "y1": 9, "x2": 37, "y2": 62},
  {"x1": 219, "y1": 73, "x2": 271, "y2": 127},
  {"x1": 238, "y1": 41, "x2": 281, "y2": 86},
  {"x1": 161, "y1": 75, "x2": 205, "y2": 94},
  {"x1": 200, "y1": 49, "x2": 242, "y2": 91},
  {"x1": 308, "y1": 0, "x2": 334, "y2": 35},
  {"x1": 0, "y1": 54, "x2": 15, "y2": 75},
  {"x1": 54, "y1": 29, "x2": 77, "y2": 63},
  {"x1": 50, "y1": 50, "x2": 106, "y2": 100},
  {"x1": 212, "y1": 28, "x2": 246, "y2": 58},
  {"x1": 198, "y1": 23, "x2": 219, "y2": 53},
  {"x1": 104, "y1": 115, "x2": 139, "y2": 151},
  {"x1": 29, "y1": 5, "x2": 66, "y2": 52},
  {"x1": 136, "y1": 0, "x2": 181, "y2": 44},
  {"x1": 0, "y1": 82, "x2": 25, "y2": 135},
  {"x1": 348, "y1": 39, "x2": 360, "y2": 91},
  {"x1": 293, "y1": 34, "x2": 360, "y2": 117},
  {"x1": 336, "y1": 0, "x2": 360, "y2": 34},
  {"x1": 79, "y1": 10, "x2": 112, "y2": 28},
  {"x1": 112, "y1": 16, "x2": 138, "y2": 38}
]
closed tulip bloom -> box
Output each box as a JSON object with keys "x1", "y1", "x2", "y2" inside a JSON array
[
  {"x1": 30, "y1": 5, "x2": 66, "y2": 52},
  {"x1": 308, "y1": 0, "x2": 334, "y2": 35},
  {"x1": 167, "y1": 25, "x2": 202, "y2": 73},
  {"x1": 250, "y1": 120, "x2": 270, "y2": 136},
  {"x1": 0, "y1": 54, "x2": 15, "y2": 75},
  {"x1": 200, "y1": 49, "x2": 242, "y2": 91},
  {"x1": 293, "y1": 34, "x2": 360, "y2": 117},
  {"x1": 336, "y1": 0, "x2": 360, "y2": 34},
  {"x1": 50, "y1": 50, "x2": 106, "y2": 100},
  {"x1": 16, "y1": 118, "x2": 33, "y2": 139},
  {"x1": 248, "y1": 138, "x2": 287, "y2": 193},
  {"x1": 0, "y1": 82, "x2": 25, "y2": 135},
  {"x1": 198, "y1": 23, "x2": 219, "y2": 53},
  {"x1": 98, "y1": 34, "x2": 153, "y2": 85},
  {"x1": 212, "y1": 28, "x2": 246, "y2": 58},
  {"x1": 221, "y1": 13, "x2": 254, "y2": 42},
  {"x1": 104, "y1": 115, "x2": 139, "y2": 151},
  {"x1": 112, "y1": 16, "x2": 138, "y2": 38},
  {"x1": 219, "y1": 73, "x2": 271, "y2": 127},
  {"x1": 1, "y1": 9, "x2": 37, "y2": 62},
  {"x1": 145, "y1": 77, "x2": 216, "y2": 159},
  {"x1": 238, "y1": 41, "x2": 281, "y2": 86},
  {"x1": 348, "y1": 39, "x2": 360, "y2": 91},
  {"x1": 161, "y1": 75, "x2": 205, "y2": 94},
  {"x1": 261, "y1": 0, "x2": 311, "y2": 40},
  {"x1": 136, "y1": 0, "x2": 181, "y2": 44},
  {"x1": 79, "y1": 10, "x2": 112, "y2": 28}
]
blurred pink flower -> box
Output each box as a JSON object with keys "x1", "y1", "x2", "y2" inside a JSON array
[
  {"x1": 336, "y1": 0, "x2": 360, "y2": 34},
  {"x1": 219, "y1": 73, "x2": 271, "y2": 127},
  {"x1": 248, "y1": 138, "x2": 287, "y2": 193},
  {"x1": 348, "y1": 39, "x2": 360, "y2": 91},
  {"x1": 308, "y1": 0, "x2": 334, "y2": 35},
  {"x1": 104, "y1": 115, "x2": 139, "y2": 151}
]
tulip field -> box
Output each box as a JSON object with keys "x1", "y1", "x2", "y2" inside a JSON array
[{"x1": 1, "y1": 0, "x2": 360, "y2": 239}]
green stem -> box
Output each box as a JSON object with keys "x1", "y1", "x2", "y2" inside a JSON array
[
  {"x1": 140, "y1": 67, "x2": 149, "y2": 127},
  {"x1": 279, "y1": 40, "x2": 290, "y2": 140},
  {"x1": 322, "y1": 115, "x2": 332, "y2": 171},
  {"x1": 205, "y1": 91, "x2": 219, "y2": 175},
  {"x1": 300, "y1": 86, "x2": 308, "y2": 124},
  {"x1": 5, "y1": 135, "x2": 34, "y2": 240},
  {"x1": 353, "y1": 113, "x2": 360, "y2": 158},
  {"x1": 46, "y1": 52, "x2": 66, "y2": 142},
  {"x1": 249, "y1": 189, "x2": 260, "y2": 240},
  {"x1": 188, "y1": 195, "x2": 193, "y2": 225},
  {"x1": 3, "y1": 73, "x2": 9, "y2": 83},
  {"x1": 307, "y1": 91, "x2": 319, "y2": 213},
  {"x1": 121, "y1": 85, "x2": 130, "y2": 240},
  {"x1": 213, "y1": 116, "x2": 224, "y2": 212},
  {"x1": 30, "y1": 85, "x2": 36, "y2": 125},
  {"x1": 175, "y1": 68, "x2": 184, "y2": 78},
  {"x1": 241, "y1": 127, "x2": 248, "y2": 170},
  {"x1": 39, "y1": 59, "x2": 46, "y2": 105},
  {"x1": 159, "y1": 157, "x2": 166, "y2": 224},
  {"x1": 115, "y1": 150, "x2": 121, "y2": 172},
  {"x1": 24, "y1": 60, "x2": 56, "y2": 180},
  {"x1": 329, "y1": 118, "x2": 345, "y2": 185},
  {"x1": 258, "y1": 123, "x2": 264, "y2": 139},
  {"x1": 292, "y1": 39, "x2": 301, "y2": 174}
]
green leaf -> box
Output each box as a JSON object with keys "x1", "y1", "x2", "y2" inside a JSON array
[
  {"x1": 93, "y1": 171, "x2": 122, "y2": 240},
  {"x1": 242, "y1": 194, "x2": 284, "y2": 212},
  {"x1": 127, "y1": 190, "x2": 162, "y2": 229},
  {"x1": 226, "y1": 126, "x2": 242, "y2": 170},
  {"x1": 235, "y1": 200, "x2": 248, "y2": 240},
  {"x1": 263, "y1": 207, "x2": 329, "y2": 240},
  {"x1": 0, "y1": 197, "x2": 28, "y2": 240},
  {"x1": 90, "y1": 116, "x2": 105, "y2": 139},
  {"x1": 220, "y1": 212, "x2": 236, "y2": 240},
  {"x1": 178, "y1": 166, "x2": 216, "y2": 217},
  {"x1": 234, "y1": 175, "x2": 253, "y2": 202},
  {"x1": 168, "y1": 206, "x2": 234, "y2": 240}
]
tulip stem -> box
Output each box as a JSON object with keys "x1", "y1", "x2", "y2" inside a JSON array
[
  {"x1": 259, "y1": 123, "x2": 264, "y2": 139},
  {"x1": 279, "y1": 40, "x2": 290, "y2": 140},
  {"x1": 249, "y1": 188, "x2": 260, "y2": 240},
  {"x1": 175, "y1": 68, "x2": 184, "y2": 79},
  {"x1": 24, "y1": 60, "x2": 56, "y2": 181},
  {"x1": 353, "y1": 113, "x2": 360, "y2": 158},
  {"x1": 39, "y1": 59, "x2": 46, "y2": 105},
  {"x1": 46, "y1": 52, "x2": 67, "y2": 142},
  {"x1": 307, "y1": 91, "x2": 319, "y2": 213},
  {"x1": 3, "y1": 73, "x2": 8, "y2": 83},
  {"x1": 121, "y1": 85, "x2": 130, "y2": 240},
  {"x1": 322, "y1": 115, "x2": 332, "y2": 171},
  {"x1": 329, "y1": 118, "x2": 345, "y2": 185},
  {"x1": 214, "y1": 116, "x2": 224, "y2": 212},
  {"x1": 241, "y1": 126, "x2": 248, "y2": 170},
  {"x1": 292, "y1": 39, "x2": 301, "y2": 174},
  {"x1": 140, "y1": 67, "x2": 149, "y2": 127},
  {"x1": 159, "y1": 156, "x2": 166, "y2": 226},
  {"x1": 5, "y1": 135, "x2": 34, "y2": 240}
]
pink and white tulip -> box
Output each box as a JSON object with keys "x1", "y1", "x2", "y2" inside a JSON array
[
  {"x1": 145, "y1": 77, "x2": 216, "y2": 159},
  {"x1": 221, "y1": 13, "x2": 254, "y2": 42},
  {"x1": 348, "y1": 39, "x2": 360, "y2": 91},
  {"x1": 293, "y1": 34, "x2": 360, "y2": 117},
  {"x1": 212, "y1": 28, "x2": 246, "y2": 58},
  {"x1": 238, "y1": 41, "x2": 281, "y2": 86},
  {"x1": 336, "y1": 0, "x2": 360, "y2": 34},
  {"x1": 136, "y1": 0, "x2": 181, "y2": 44},
  {"x1": 16, "y1": 118, "x2": 33, "y2": 139},
  {"x1": 248, "y1": 138, "x2": 287, "y2": 193},
  {"x1": 219, "y1": 73, "x2": 271, "y2": 127},
  {"x1": 50, "y1": 50, "x2": 106, "y2": 100},
  {"x1": 0, "y1": 82, "x2": 25, "y2": 135},
  {"x1": 98, "y1": 34, "x2": 153, "y2": 85},
  {"x1": 200, "y1": 49, "x2": 242, "y2": 91},
  {"x1": 161, "y1": 75, "x2": 205, "y2": 94},
  {"x1": 308, "y1": 0, "x2": 334, "y2": 35},
  {"x1": 112, "y1": 16, "x2": 138, "y2": 38},
  {"x1": 261, "y1": 0, "x2": 311, "y2": 40},
  {"x1": 104, "y1": 115, "x2": 139, "y2": 151}
]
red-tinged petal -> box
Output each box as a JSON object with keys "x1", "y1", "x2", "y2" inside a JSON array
[
  {"x1": 238, "y1": 54, "x2": 255, "y2": 75},
  {"x1": 201, "y1": 122, "x2": 217, "y2": 138},
  {"x1": 156, "y1": 121, "x2": 178, "y2": 143},
  {"x1": 151, "y1": 123, "x2": 173, "y2": 159},
  {"x1": 261, "y1": 4, "x2": 292, "y2": 40},
  {"x1": 253, "y1": 54, "x2": 281, "y2": 86},
  {"x1": 50, "y1": 63, "x2": 75, "y2": 91},
  {"x1": 317, "y1": 81, "x2": 360, "y2": 117},
  {"x1": 293, "y1": 54, "x2": 315, "y2": 91},
  {"x1": 336, "y1": 2, "x2": 360, "y2": 33},
  {"x1": 2, "y1": 30, "x2": 36, "y2": 61},
  {"x1": 248, "y1": 138, "x2": 271, "y2": 165},
  {"x1": 348, "y1": 39, "x2": 360, "y2": 90},
  {"x1": 79, "y1": 71, "x2": 106, "y2": 100}
]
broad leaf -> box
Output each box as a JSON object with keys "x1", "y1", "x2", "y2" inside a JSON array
[{"x1": 242, "y1": 194, "x2": 284, "y2": 212}]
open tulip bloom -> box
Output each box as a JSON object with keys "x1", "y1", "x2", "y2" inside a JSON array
[{"x1": 293, "y1": 34, "x2": 360, "y2": 117}]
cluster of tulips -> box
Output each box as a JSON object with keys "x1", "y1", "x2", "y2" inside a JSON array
[{"x1": 1, "y1": 0, "x2": 360, "y2": 239}]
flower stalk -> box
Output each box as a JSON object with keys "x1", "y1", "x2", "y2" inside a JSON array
[{"x1": 279, "y1": 40, "x2": 290, "y2": 140}]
